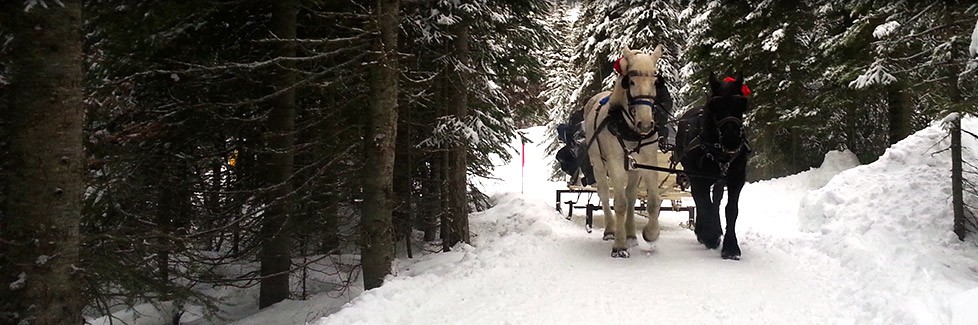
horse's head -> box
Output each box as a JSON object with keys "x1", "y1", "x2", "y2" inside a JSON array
[
  {"x1": 611, "y1": 45, "x2": 664, "y2": 136},
  {"x1": 705, "y1": 72, "x2": 750, "y2": 155}
]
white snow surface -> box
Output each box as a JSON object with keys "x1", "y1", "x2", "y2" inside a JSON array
[{"x1": 311, "y1": 120, "x2": 978, "y2": 325}]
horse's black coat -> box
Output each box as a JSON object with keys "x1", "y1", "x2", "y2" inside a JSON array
[{"x1": 675, "y1": 73, "x2": 751, "y2": 260}]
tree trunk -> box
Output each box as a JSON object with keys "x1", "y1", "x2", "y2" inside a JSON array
[
  {"x1": 393, "y1": 106, "x2": 413, "y2": 257},
  {"x1": 951, "y1": 117, "x2": 966, "y2": 240},
  {"x1": 0, "y1": 2, "x2": 85, "y2": 323},
  {"x1": 155, "y1": 169, "x2": 172, "y2": 299},
  {"x1": 944, "y1": 0, "x2": 969, "y2": 240},
  {"x1": 361, "y1": 0, "x2": 399, "y2": 290},
  {"x1": 154, "y1": 159, "x2": 190, "y2": 300},
  {"x1": 322, "y1": 190, "x2": 341, "y2": 253},
  {"x1": 206, "y1": 156, "x2": 223, "y2": 251},
  {"x1": 259, "y1": 0, "x2": 298, "y2": 308},
  {"x1": 422, "y1": 156, "x2": 442, "y2": 242},
  {"x1": 441, "y1": 21, "x2": 471, "y2": 251},
  {"x1": 886, "y1": 83, "x2": 913, "y2": 145},
  {"x1": 319, "y1": 121, "x2": 341, "y2": 254}
]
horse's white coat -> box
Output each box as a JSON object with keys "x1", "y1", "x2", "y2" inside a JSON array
[{"x1": 583, "y1": 45, "x2": 664, "y2": 257}]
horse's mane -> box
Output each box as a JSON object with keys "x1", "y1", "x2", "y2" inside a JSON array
[{"x1": 609, "y1": 75, "x2": 629, "y2": 108}]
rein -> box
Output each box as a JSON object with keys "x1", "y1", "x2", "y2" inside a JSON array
[
  {"x1": 578, "y1": 96, "x2": 660, "y2": 176},
  {"x1": 579, "y1": 68, "x2": 666, "y2": 177}
]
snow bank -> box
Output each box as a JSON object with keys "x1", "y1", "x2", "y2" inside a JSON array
[
  {"x1": 87, "y1": 302, "x2": 183, "y2": 325},
  {"x1": 313, "y1": 194, "x2": 571, "y2": 325},
  {"x1": 737, "y1": 149, "x2": 860, "y2": 234},
  {"x1": 798, "y1": 118, "x2": 978, "y2": 324},
  {"x1": 951, "y1": 287, "x2": 978, "y2": 325}
]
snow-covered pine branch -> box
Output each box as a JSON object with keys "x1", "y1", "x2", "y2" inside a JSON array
[
  {"x1": 24, "y1": 0, "x2": 64, "y2": 12},
  {"x1": 970, "y1": 19, "x2": 978, "y2": 70},
  {"x1": 873, "y1": 21, "x2": 900, "y2": 39},
  {"x1": 849, "y1": 61, "x2": 897, "y2": 89}
]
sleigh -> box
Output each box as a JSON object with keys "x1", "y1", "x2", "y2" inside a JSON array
[{"x1": 555, "y1": 147, "x2": 696, "y2": 233}]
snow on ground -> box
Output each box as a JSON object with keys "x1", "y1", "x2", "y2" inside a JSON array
[
  {"x1": 87, "y1": 254, "x2": 362, "y2": 325},
  {"x1": 94, "y1": 120, "x2": 978, "y2": 324},
  {"x1": 312, "y1": 121, "x2": 978, "y2": 324}
]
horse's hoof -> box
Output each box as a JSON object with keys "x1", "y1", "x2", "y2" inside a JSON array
[
  {"x1": 626, "y1": 236, "x2": 638, "y2": 248},
  {"x1": 602, "y1": 232, "x2": 615, "y2": 241},
  {"x1": 721, "y1": 244, "x2": 741, "y2": 260},
  {"x1": 611, "y1": 247, "x2": 630, "y2": 258},
  {"x1": 700, "y1": 236, "x2": 721, "y2": 250},
  {"x1": 642, "y1": 227, "x2": 660, "y2": 243}
]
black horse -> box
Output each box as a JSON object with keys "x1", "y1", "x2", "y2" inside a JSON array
[{"x1": 673, "y1": 73, "x2": 751, "y2": 260}]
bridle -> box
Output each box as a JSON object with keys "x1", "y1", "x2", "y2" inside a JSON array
[
  {"x1": 618, "y1": 69, "x2": 658, "y2": 134},
  {"x1": 582, "y1": 66, "x2": 661, "y2": 172},
  {"x1": 700, "y1": 94, "x2": 748, "y2": 175}
]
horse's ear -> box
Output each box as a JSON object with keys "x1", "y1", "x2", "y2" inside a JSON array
[
  {"x1": 623, "y1": 45, "x2": 636, "y2": 58},
  {"x1": 620, "y1": 46, "x2": 635, "y2": 72},
  {"x1": 734, "y1": 71, "x2": 751, "y2": 97},
  {"x1": 651, "y1": 44, "x2": 664, "y2": 60}
]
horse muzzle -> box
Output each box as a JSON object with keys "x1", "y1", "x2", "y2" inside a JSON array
[{"x1": 636, "y1": 122, "x2": 654, "y2": 135}]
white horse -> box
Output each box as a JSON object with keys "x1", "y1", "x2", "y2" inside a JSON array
[{"x1": 583, "y1": 45, "x2": 664, "y2": 258}]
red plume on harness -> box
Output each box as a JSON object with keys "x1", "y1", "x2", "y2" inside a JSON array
[
  {"x1": 614, "y1": 57, "x2": 623, "y2": 74},
  {"x1": 723, "y1": 76, "x2": 751, "y2": 97}
]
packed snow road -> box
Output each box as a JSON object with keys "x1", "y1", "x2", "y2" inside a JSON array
[{"x1": 314, "y1": 123, "x2": 978, "y2": 325}]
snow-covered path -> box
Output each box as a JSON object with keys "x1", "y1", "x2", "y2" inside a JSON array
[
  {"x1": 314, "y1": 123, "x2": 978, "y2": 325},
  {"x1": 316, "y1": 198, "x2": 850, "y2": 324}
]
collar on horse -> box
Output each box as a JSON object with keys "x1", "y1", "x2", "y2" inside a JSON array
[
  {"x1": 580, "y1": 95, "x2": 659, "y2": 175},
  {"x1": 599, "y1": 96, "x2": 658, "y2": 144}
]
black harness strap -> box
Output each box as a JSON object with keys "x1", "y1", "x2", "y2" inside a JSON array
[
  {"x1": 629, "y1": 161, "x2": 721, "y2": 179},
  {"x1": 683, "y1": 96, "x2": 751, "y2": 178}
]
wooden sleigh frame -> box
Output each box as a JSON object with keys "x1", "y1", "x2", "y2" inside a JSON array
[{"x1": 555, "y1": 150, "x2": 696, "y2": 232}]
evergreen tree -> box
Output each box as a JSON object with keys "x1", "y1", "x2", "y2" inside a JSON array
[
  {"x1": 258, "y1": 0, "x2": 298, "y2": 308},
  {"x1": 0, "y1": 2, "x2": 86, "y2": 323},
  {"x1": 401, "y1": 0, "x2": 557, "y2": 249},
  {"x1": 362, "y1": 0, "x2": 399, "y2": 290},
  {"x1": 82, "y1": 0, "x2": 374, "y2": 316}
]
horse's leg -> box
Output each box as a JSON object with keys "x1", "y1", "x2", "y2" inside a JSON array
[
  {"x1": 609, "y1": 165, "x2": 631, "y2": 258},
  {"x1": 721, "y1": 175, "x2": 746, "y2": 260},
  {"x1": 641, "y1": 170, "x2": 662, "y2": 243},
  {"x1": 624, "y1": 171, "x2": 641, "y2": 248},
  {"x1": 709, "y1": 180, "x2": 724, "y2": 238},
  {"x1": 588, "y1": 140, "x2": 615, "y2": 240},
  {"x1": 711, "y1": 179, "x2": 725, "y2": 212},
  {"x1": 690, "y1": 177, "x2": 721, "y2": 249}
]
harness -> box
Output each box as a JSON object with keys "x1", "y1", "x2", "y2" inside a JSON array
[
  {"x1": 577, "y1": 67, "x2": 668, "y2": 175},
  {"x1": 590, "y1": 96, "x2": 660, "y2": 170},
  {"x1": 680, "y1": 95, "x2": 751, "y2": 177}
]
